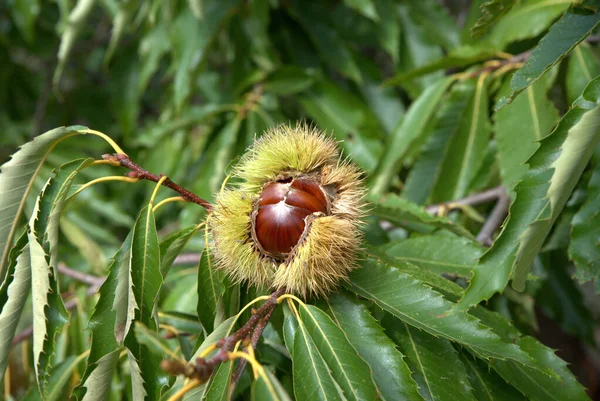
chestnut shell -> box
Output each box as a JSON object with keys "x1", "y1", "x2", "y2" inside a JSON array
[{"x1": 253, "y1": 177, "x2": 330, "y2": 258}]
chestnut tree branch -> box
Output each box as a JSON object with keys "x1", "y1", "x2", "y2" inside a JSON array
[
  {"x1": 425, "y1": 185, "x2": 506, "y2": 214},
  {"x1": 476, "y1": 191, "x2": 511, "y2": 246},
  {"x1": 162, "y1": 287, "x2": 286, "y2": 386},
  {"x1": 102, "y1": 153, "x2": 213, "y2": 211}
]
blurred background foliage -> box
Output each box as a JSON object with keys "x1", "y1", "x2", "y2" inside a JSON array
[{"x1": 2, "y1": 0, "x2": 600, "y2": 399}]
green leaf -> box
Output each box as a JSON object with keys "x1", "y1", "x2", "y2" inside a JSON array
[
  {"x1": 134, "y1": 321, "x2": 179, "y2": 359},
  {"x1": 369, "y1": 193, "x2": 474, "y2": 239},
  {"x1": 469, "y1": 308, "x2": 590, "y2": 401},
  {"x1": 159, "y1": 224, "x2": 202, "y2": 277},
  {"x1": 74, "y1": 234, "x2": 133, "y2": 400},
  {"x1": 344, "y1": 0, "x2": 379, "y2": 20},
  {"x1": 322, "y1": 292, "x2": 422, "y2": 401},
  {"x1": 402, "y1": 83, "x2": 472, "y2": 204},
  {"x1": 487, "y1": 0, "x2": 570, "y2": 49},
  {"x1": 197, "y1": 246, "x2": 225, "y2": 333},
  {"x1": 252, "y1": 369, "x2": 293, "y2": 401},
  {"x1": 131, "y1": 205, "x2": 163, "y2": 329},
  {"x1": 158, "y1": 311, "x2": 203, "y2": 335},
  {"x1": 113, "y1": 232, "x2": 135, "y2": 345},
  {"x1": 373, "y1": 0, "x2": 399, "y2": 62},
  {"x1": 28, "y1": 159, "x2": 93, "y2": 394},
  {"x1": 24, "y1": 353, "x2": 88, "y2": 401},
  {"x1": 491, "y1": 337, "x2": 590, "y2": 401},
  {"x1": 567, "y1": 44, "x2": 600, "y2": 105},
  {"x1": 470, "y1": 0, "x2": 517, "y2": 38},
  {"x1": 384, "y1": 317, "x2": 476, "y2": 401},
  {"x1": 495, "y1": 72, "x2": 559, "y2": 190},
  {"x1": 371, "y1": 77, "x2": 453, "y2": 195},
  {"x1": 379, "y1": 235, "x2": 483, "y2": 277},
  {"x1": 0, "y1": 125, "x2": 88, "y2": 279},
  {"x1": 460, "y1": 76, "x2": 600, "y2": 308},
  {"x1": 203, "y1": 360, "x2": 234, "y2": 401},
  {"x1": 496, "y1": 3, "x2": 600, "y2": 110},
  {"x1": 0, "y1": 231, "x2": 30, "y2": 394},
  {"x1": 127, "y1": 349, "x2": 148, "y2": 400},
  {"x1": 192, "y1": 117, "x2": 241, "y2": 202},
  {"x1": 287, "y1": 305, "x2": 345, "y2": 401},
  {"x1": 460, "y1": 353, "x2": 527, "y2": 401},
  {"x1": 570, "y1": 164, "x2": 600, "y2": 290},
  {"x1": 292, "y1": 303, "x2": 379, "y2": 401},
  {"x1": 348, "y1": 258, "x2": 554, "y2": 373},
  {"x1": 429, "y1": 76, "x2": 490, "y2": 202}
]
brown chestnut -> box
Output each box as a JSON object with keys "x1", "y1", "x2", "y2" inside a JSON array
[{"x1": 252, "y1": 177, "x2": 329, "y2": 258}]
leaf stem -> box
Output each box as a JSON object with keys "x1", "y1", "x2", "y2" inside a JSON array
[
  {"x1": 153, "y1": 196, "x2": 188, "y2": 213},
  {"x1": 166, "y1": 379, "x2": 201, "y2": 401}
]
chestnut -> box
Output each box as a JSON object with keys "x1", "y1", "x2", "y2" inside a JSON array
[{"x1": 253, "y1": 178, "x2": 330, "y2": 258}]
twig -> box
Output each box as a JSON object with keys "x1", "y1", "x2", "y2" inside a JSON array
[
  {"x1": 58, "y1": 263, "x2": 105, "y2": 287},
  {"x1": 102, "y1": 154, "x2": 213, "y2": 211},
  {"x1": 426, "y1": 186, "x2": 505, "y2": 215},
  {"x1": 162, "y1": 288, "x2": 286, "y2": 385},
  {"x1": 230, "y1": 306, "x2": 276, "y2": 394},
  {"x1": 476, "y1": 191, "x2": 510, "y2": 246},
  {"x1": 173, "y1": 253, "x2": 202, "y2": 266}
]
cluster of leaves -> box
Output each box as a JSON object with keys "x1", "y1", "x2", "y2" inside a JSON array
[{"x1": 1, "y1": 0, "x2": 600, "y2": 400}]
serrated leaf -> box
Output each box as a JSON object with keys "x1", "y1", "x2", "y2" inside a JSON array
[
  {"x1": 0, "y1": 232, "x2": 30, "y2": 394},
  {"x1": 322, "y1": 292, "x2": 422, "y2": 401},
  {"x1": 0, "y1": 125, "x2": 88, "y2": 279},
  {"x1": 496, "y1": 3, "x2": 600, "y2": 109},
  {"x1": 125, "y1": 333, "x2": 169, "y2": 400},
  {"x1": 197, "y1": 246, "x2": 225, "y2": 333},
  {"x1": 567, "y1": 44, "x2": 600, "y2": 106},
  {"x1": 469, "y1": 307, "x2": 590, "y2": 401},
  {"x1": 131, "y1": 205, "x2": 162, "y2": 329},
  {"x1": 460, "y1": 76, "x2": 600, "y2": 308},
  {"x1": 429, "y1": 75, "x2": 490, "y2": 202},
  {"x1": 23, "y1": 353, "x2": 88, "y2": 401},
  {"x1": 128, "y1": 349, "x2": 148, "y2": 401},
  {"x1": 491, "y1": 337, "x2": 590, "y2": 401},
  {"x1": 74, "y1": 235, "x2": 133, "y2": 401},
  {"x1": 402, "y1": 83, "x2": 473, "y2": 203},
  {"x1": 487, "y1": 0, "x2": 570, "y2": 49},
  {"x1": 470, "y1": 0, "x2": 517, "y2": 38},
  {"x1": 369, "y1": 193, "x2": 474, "y2": 239},
  {"x1": 293, "y1": 304, "x2": 378, "y2": 400},
  {"x1": 29, "y1": 158, "x2": 93, "y2": 394},
  {"x1": 570, "y1": 165, "x2": 600, "y2": 290},
  {"x1": 252, "y1": 369, "x2": 293, "y2": 401},
  {"x1": 384, "y1": 317, "x2": 476, "y2": 401},
  {"x1": 459, "y1": 353, "x2": 527, "y2": 401},
  {"x1": 113, "y1": 232, "x2": 135, "y2": 345},
  {"x1": 495, "y1": 72, "x2": 559, "y2": 190},
  {"x1": 347, "y1": 258, "x2": 553, "y2": 374},
  {"x1": 286, "y1": 305, "x2": 345, "y2": 401},
  {"x1": 371, "y1": 77, "x2": 453, "y2": 195},
  {"x1": 379, "y1": 235, "x2": 483, "y2": 277}
]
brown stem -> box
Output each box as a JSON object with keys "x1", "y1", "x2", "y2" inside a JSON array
[
  {"x1": 58, "y1": 263, "x2": 105, "y2": 287},
  {"x1": 102, "y1": 154, "x2": 213, "y2": 211},
  {"x1": 476, "y1": 191, "x2": 511, "y2": 246},
  {"x1": 426, "y1": 186, "x2": 505, "y2": 215},
  {"x1": 162, "y1": 288, "x2": 285, "y2": 384}
]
